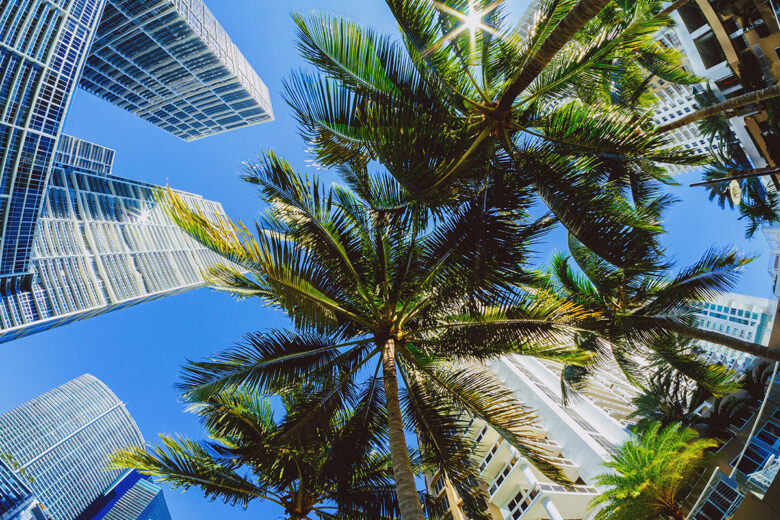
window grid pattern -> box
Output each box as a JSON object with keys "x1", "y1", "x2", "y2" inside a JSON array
[
  {"x1": 102, "y1": 478, "x2": 171, "y2": 520},
  {"x1": 0, "y1": 135, "x2": 232, "y2": 343},
  {"x1": 0, "y1": 459, "x2": 33, "y2": 519},
  {"x1": 78, "y1": 0, "x2": 272, "y2": 141},
  {"x1": 0, "y1": 0, "x2": 106, "y2": 282},
  {"x1": 0, "y1": 375, "x2": 144, "y2": 520}
]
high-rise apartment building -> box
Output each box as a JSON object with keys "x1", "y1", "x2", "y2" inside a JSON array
[
  {"x1": 428, "y1": 356, "x2": 632, "y2": 520},
  {"x1": 0, "y1": 134, "x2": 231, "y2": 343},
  {"x1": 649, "y1": 29, "x2": 730, "y2": 175},
  {"x1": 666, "y1": 1, "x2": 780, "y2": 170},
  {"x1": 0, "y1": 374, "x2": 167, "y2": 520},
  {"x1": 690, "y1": 291, "x2": 777, "y2": 370},
  {"x1": 0, "y1": 0, "x2": 107, "y2": 288},
  {"x1": 0, "y1": 0, "x2": 272, "y2": 309},
  {"x1": 80, "y1": 0, "x2": 273, "y2": 141},
  {"x1": 688, "y1": 380, "x2": 780, "y2": 520},
  {"x1": 0, "y1": 459, "x2": 46, "y2": 520},
  {"x1": 76, "y1": 470, "x2": 171, "y2": 520}
]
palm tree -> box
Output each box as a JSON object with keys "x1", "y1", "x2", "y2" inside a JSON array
[
  {"x1": 112, "y1": 386, "x2": 442, "y2": 520},
  {"x1": 286, "y1": 0, "x2": 705, "y2": 270},
  {"x1": 542, "y1": 235, "x2": 780, "y2": 387},
  {"x1": 164, "y1": 153, "x2": 593, "y2": 520},
  {"x1": 699, "y1": 394, "x2": 751, "y2": 441},
  {"x1": 658, "y1": 84, "x2": 780, "y2": 133},
  {"x1": 591, "y1": 422, "x2": 717, "y2": 520},
  {"x1": 741, "y1": 360, "x2": 775, "y2": 404},
  {"x1": 628, "y1": 371, "x2": 710, "y2": 432}
]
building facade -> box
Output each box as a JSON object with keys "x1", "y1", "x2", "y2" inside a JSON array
[
  {"x1": 76, "y1": 470, "x2": 171, "y2": 520},
  {"x1": 0, "y1": 135, "x2": 231, "y2": 343},
  {"x1": 0, "y1": 0, "x2": 272, "y2": 334},
  {"x1": 0, "y1": 458, "x2": 46, "y2": 520},
  {"x1": 668, "y1": 0, "x2": 780, "y2": 170},
  {"x1": 429, "y1": 356, "x2": 632, "y2": 520},
  {"x1": 0, "y1": 375, "x2": 149, "y2": 520},
  {"x1": 0, "y1": 0, "x2": 107, "y2": 288},
  {"x1": 690, "y1": 291, "x2": 777, "y2": 370},
  {"x1": 688, "y1": 379, "x2": 780, "y2": 520},
  {"x1": 79, "y1": 0, "x2": 273, "y2": 141}
]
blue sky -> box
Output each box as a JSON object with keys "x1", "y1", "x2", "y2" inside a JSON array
[{"x1": 0, "y1": 1, "x2": 776, "y2": 519}]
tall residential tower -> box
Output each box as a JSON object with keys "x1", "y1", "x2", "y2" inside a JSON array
[
  {"x1": 0, "y1": 0, "x2": 107, "y2": 289},
  {"x1": 0, "y1": 0, "x2": 273, "y2": 340},
  {"x1": 0, "y1": 135, "x2": 231, "y2": 343},
  {"x1": 429, "y1": 356, "x2": 633, "y2": 520},
  {"x1": 0, "y1": 374, "x2": 172, "y2": 520}
]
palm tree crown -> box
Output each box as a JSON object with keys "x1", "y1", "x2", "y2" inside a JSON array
[
  {"x1": 164, "y1": 152, "x2": 595, "y2": 519},
  {"x1": 286, "y1": 0, "x2": 705, "y2": 270},
  {"x1": 112, "y1": 387, "x2": 426, "y2": 520},
  {"x1": 591, "y1": 422, "x2": 717, "y2": 520},
  {"x1": 543, "y1": 234, "x2": 780, "y2": 390}
]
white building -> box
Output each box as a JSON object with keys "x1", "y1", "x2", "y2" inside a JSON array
[
  {"x1": 661, "y1": 9, "x2": 768, "y2": 169},
  {"x1": 762, "y1": 226, "x2": 780, "y2": 298},
  {"x1": 691, "y1": 291, "x2": 777, "y2": 371},
  {"x1": 0, "y1": 135, "x2": 231, "y2": 343},
  {"x1": 429, "y1": 356, "x2": 633, "y2": 520}
]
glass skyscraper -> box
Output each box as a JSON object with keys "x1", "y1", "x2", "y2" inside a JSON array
[
  {"x1": 0, "y1": 459, "x2": 35, "y2": 520},
  {"x1": 80, "y1": 0, "x2": 273, "y2": 141},
  {"x1": 0, "y1": 134, "x2": 231, "y2": 343},
  {"x1": 77, "y1": 470, "x2": 171, "y2": 520},
  {"x1": 0, "y1": 374, "x2": 171, "y2": 520},
  {"x1": 0, "y1": 0, "x2": 107, "y2": 288},
  {"x1": 0, "y1": 0, "x2": 272, "y2": 333}
]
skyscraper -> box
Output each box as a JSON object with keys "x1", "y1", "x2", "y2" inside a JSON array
[
  {"x1": 76, "y1": 470, "x2": 171, "y2": 520},
  {"x1": 0, "y1": 134, "x2": 232, "y2": 343},
  {"x1": 0, "y1": 0, "x2": 272, "y2": 324},
  {"x1": 80, "y1": 0, "x2": 273, "y2": 141},
  {"x1": 0, "y1": 0, "x2": 107, "y2": 289},
  {"x1": 0, "y1": 374, "x2": 155, "y2": 520},
  {"x1": 664, "y1": 2, "x2": 779, "y2": 170},
  {"x1": 690, "y1": 291, "x2": 777, "y2": 371},
  {"x1": 0, "y1": 458, "x2": 45, "y2": 520}
]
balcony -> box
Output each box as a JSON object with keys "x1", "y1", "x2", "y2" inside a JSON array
[
  {"x1": 679, "y1": 3, "x2": 708, "y2": 32},
  {"x1": 499, "y1": 482, "x2": 598, "y2": 520}
]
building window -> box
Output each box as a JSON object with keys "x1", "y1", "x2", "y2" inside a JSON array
[{"x1": 723, "y1": 17, "x2": 739, "y2": 35}]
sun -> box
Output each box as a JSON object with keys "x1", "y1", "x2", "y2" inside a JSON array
[
  {"x1": 427, "y1": 1, "x2": 501, "y2": 55},
  {"x1": 463, "y1": 4, "x2": 484, "y2": 31}
]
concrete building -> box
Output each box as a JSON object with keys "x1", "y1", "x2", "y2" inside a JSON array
[
  {"x1": 649, "y1": 29, "x2": 727, "y2": 175},
  {"x1": 688, "y1": 378, "x2": 780, "y2": 519},
  {"x1": 0, "y1": 0, "x2": 271, "y2": 307},
  {"x1": 690, "y1": 291, "x2": 777, "y2": 371},
  {"x1": 0, "y1": 135, "x2": 230, "y2": 343},
  {"x1": 428, "y1": 356, "x2": 633, "y2": 520},
  {"x1": 0, "y1": 374, "x2": 170, "y2": 520},
  {"x1": 667, "y1": 0, "x2": 780, "y2": 170}
]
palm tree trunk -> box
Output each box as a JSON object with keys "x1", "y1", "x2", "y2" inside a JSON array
[
  {"x1": 658, "y1": 84, "x2": 780, "y2": 133},
  {"x1": 668, "y1": 323, "x2": 780, "y2": 362},
  {"x1": 382, "y1": 339, "x2": 424, "y2": 520},
  {"x1": 658, "y1": 0, "x2": 691, "y2": 18},
  {"x1": 497, "y1": 0, "x2": 611, "y2": 112}
]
